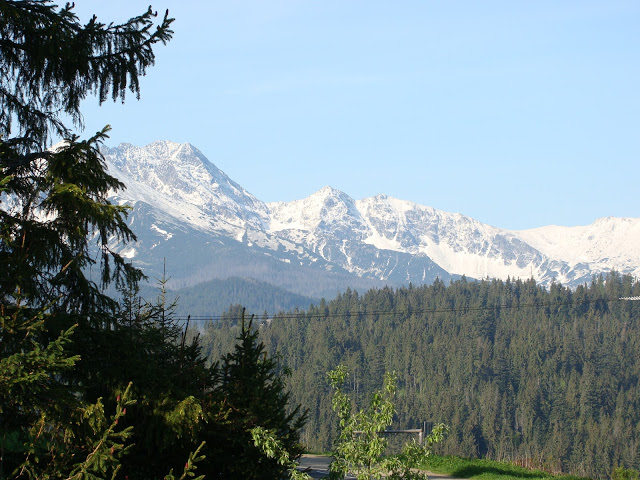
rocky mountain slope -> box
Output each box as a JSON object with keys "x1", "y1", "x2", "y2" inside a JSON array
[{"x1": 102, "y1": 140, "x2": 640, "y2": 296}]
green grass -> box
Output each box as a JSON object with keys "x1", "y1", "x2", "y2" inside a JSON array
[{"x1": 418, "y1": 455, "x2": 592, "y2": 480}]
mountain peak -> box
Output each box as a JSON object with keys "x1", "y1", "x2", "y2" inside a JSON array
[
  {"x1": 269, "y1": 185, "x2": 361, "y2": 233},
  {"x1": 311, "y1": 185, "x2": 349, "y2": 198},
  {"x1": 145, "y1": 139, "x2": 196, "y2": 152},
  {"x1": 103, "y1": 141, "x2": 269, "y2": 234}
]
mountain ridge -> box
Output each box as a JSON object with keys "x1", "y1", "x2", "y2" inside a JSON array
[{"x1": 101, "y1": 140, "x2": 640, "y2": 295}]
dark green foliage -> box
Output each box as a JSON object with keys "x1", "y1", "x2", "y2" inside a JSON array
[
  {"x1": 203, "y1": 273, "x2": 640, "y2": 479},
  {"x1": 0, "y1": 300, "x2": 137, "y2": 479},
  {"x1": 204, "y1": 310, "x2": 308, "y2": 480},
  {"x1": 0, "y1": 0, "x2": 172, "y2": 314},
  {"x1": 612, "y1": 467, "x2": 640, "y2": 480},
  {"x1": 1, "y1": 3, "x2": 309, "y2": 479},
  {"x1": 91, "y1": 278, "x2": 214, "y2": 479},
  {"x1": 0, "y1": 301, "x2": 79, "y2": 477},
  {"x1": 0, "y1": 1, "x2": 177, "y2": 478},
  {"x1": 0, "y1": 0, "x2": 172, "y2": 145}
]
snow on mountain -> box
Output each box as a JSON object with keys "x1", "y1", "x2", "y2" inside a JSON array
[
  {"x1": 104, "y1": 140, "x2": 269, "y2": 239},
  {"x1": 270, "y1": 189, "x2": 548, "y2": 283},
  {"x1": 102, "y1": 141, "x2": 640, "y2": 290},
  {"x1": 269, "y1": 189, "x2": 437, "y2": 280},
  {"x1": 268, "y1": 187, "x2": 369, "y2": 263},
  {"x1": 356, "y1": 194, "x2": 545, "y2": 282},
  {"x1": 276, "y1": 187, "x2": 640, "y2": 286},
  {"x1": 514, "y1": 217, "x2": 640, "y2": 283},
  {"x1": 269, "y1": 186, "x2": 364, "y2": 234}
]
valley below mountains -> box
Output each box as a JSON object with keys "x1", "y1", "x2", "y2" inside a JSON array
[{"x1": 103, "y1": 140, "x2": 640, "y2": 306}]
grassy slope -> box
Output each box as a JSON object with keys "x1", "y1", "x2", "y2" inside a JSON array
[{"x1": 419, "y1": 455, "x2": 592, "y2": 480}]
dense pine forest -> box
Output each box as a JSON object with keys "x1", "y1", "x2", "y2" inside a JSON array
[
  {"x1": 201, "y1": 272, "x2": 640, "y2": 479},
  {"x1": 162, "y1": 276, "x2": 318, "y2": 317}
]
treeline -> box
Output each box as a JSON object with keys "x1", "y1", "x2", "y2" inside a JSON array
[{"x1": 201, "y1": 272, "x2": 640, "y2": 479}]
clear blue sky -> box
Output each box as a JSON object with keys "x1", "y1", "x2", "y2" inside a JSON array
[{"x1": 72, "y1": 1, "x2": 639, "y2": 230}]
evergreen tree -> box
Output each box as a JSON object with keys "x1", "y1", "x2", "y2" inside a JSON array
[
  {"x1": 205, "y1": 309, "x2": 308, "y2": 480},
  {"x1": 97, "y1": 277, "x2": 213, "y2": 479},
  {"x1": 0, "y1": 1, "x2": 174, "y2": 477},
  {"x1": 0, "y1": 1, "x2": 173, "y2": 312}
]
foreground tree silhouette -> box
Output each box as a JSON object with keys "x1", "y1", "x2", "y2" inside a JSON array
[
  {"x1": 0, "y1": 2, "x2": 177, "y2": 477},
  {"x1": 0, "y1": 0, "x2": 173, "y2": 312},
  {"x1": 206, "y1": 309, "x2": 308, "y2": 480},
  {"x1": 1, "y1": 4, "x2": 310, "y2": 478}
]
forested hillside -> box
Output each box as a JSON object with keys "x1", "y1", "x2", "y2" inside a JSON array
[
  {"x1": 138, "y1": 276, "x2": 318, "y2": 317},
  {"x1": 201, "y1": 272, "x2": 640, "y2": 479}
]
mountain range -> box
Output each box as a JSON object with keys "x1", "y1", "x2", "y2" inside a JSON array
[{"x1": 102, "y1": 140, "x2": 640, "y2": 304}]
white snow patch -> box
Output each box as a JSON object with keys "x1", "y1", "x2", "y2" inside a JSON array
[
  {"x1": 121, "y1": 247, "x2": 137, "y2": 259},
  {"x1": 151, "y1": 224, "x2": 173, "y2": 240},
  {"x1": 363, "y1": 230, "x2": 404, "y2": 252},
  {"x1": 514, "y1": 217, "x2": 640, "y2": 269},
  {"x1": 268, "y1": 218, "x2": 309, "y2": 233}
]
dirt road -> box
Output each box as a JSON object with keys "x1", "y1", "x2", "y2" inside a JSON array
[{"x1": 297, "y1": 454, "x2": 463, "y2": 479}]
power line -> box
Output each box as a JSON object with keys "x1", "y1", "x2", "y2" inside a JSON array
[{"x1": 170, "y1": 296, "x2": 633, "y2": 323}]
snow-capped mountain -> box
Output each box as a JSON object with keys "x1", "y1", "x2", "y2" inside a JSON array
[
  {"x1": 104, "y1": 141, "x2": 269, "y2": 238},
  {"x1": 103, "y1": 141, "x2": 640, "y2": 295}
]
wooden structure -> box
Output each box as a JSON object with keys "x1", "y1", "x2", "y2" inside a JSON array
[{"x1": 356, "y1": 421, "x2": 433, "y2": 445}]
